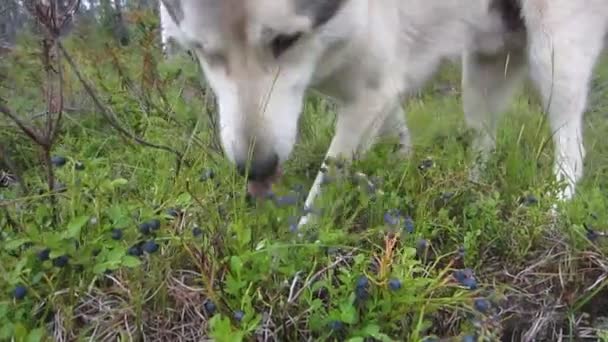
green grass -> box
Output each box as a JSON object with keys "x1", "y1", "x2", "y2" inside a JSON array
[{"x1": 1, "y1": 21, "x2": 608, "y2": 341}]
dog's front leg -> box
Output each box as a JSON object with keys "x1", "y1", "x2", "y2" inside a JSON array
[{"x1": 297, "y1": 95, "x2": 400, "y2": 228}]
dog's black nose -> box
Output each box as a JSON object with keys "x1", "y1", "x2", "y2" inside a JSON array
[{"x1": 236, "y1": 153, "x2": 279, "y2": 182}]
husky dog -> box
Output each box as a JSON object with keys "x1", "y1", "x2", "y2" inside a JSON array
[{"x1": 160, "y1": 0, "x2": 608, "y2": 227}]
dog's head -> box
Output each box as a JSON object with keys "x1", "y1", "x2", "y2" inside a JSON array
[{"x1": 163, "y1": 0, "x2": 350, "y2": 195}]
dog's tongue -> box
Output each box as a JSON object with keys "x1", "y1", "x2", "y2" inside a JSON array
[{"x1": 246, "y1": 167, "x2": 283, "y2": 199}]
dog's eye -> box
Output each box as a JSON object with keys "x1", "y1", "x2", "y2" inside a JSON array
[{"x1": 271, "y1": 32, "x2": 302, "y2": 58}]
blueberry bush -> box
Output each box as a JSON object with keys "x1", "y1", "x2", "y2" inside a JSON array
[{"x1": 1, "y1": 6, "x2": 608, "y2": 342}]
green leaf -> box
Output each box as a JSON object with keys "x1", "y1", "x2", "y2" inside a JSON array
[
  {"x1": 26, "y1": 328, "x2": 45, "y2": 342},
  {"x1": 175, "y1": 192, "x2": 192, "y2": 206},
  {"x1": 122, "y1": 256, "x2": 142, "y2": 268},
  {"x1": 346, "y1": 338, "x2": 364, "y2": 342},
  {"x1": 339, "y1": 301, "x2": 357, "y2": 324},
  {"x1": 110, "y1": 178, "x2": 129, "y2": 187},
  {"x1": 4, "y1": 238, "x2": 31, "y2": 251},
  {"x1": 65, "y1": 215, "x2": 89, "y2": 239}
]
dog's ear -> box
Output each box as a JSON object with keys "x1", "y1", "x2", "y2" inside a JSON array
[{"x1": 295, "y1": 0, "x2": 348, "y2": 29}]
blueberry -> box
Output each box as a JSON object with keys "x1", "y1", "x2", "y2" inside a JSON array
[
  {"x1": 520, "y1": 194, "x2": 538, "y2": 206},
  {"x1": 199, "y1": 169, "x2": 215, "y2": 181},
  {"x1": 148, "y1": 219, "x2": 161, "y2": 231},
  {"x1": 192, "y1": 226, "x2": 203, "y2": 237},
  {"x1": 166, "y1": 208, "x2": 180, "y2": 218},
  {"x1": 203, "y1": 299, "x2": 216, "y2": 315},
  {"x1": 138, "y1": 222, "x2": 152, "y2": 235},
  {"x1": 37, "y1": 248, "x2": 51, "y2": 262},
  {"x1": 417, "y1": 239, "x2": 429, "y2": 251},
  {"x1": 142, "y1": 240, "x2": 159, "y2": 254},
  {"x1": 13, "y1": 285, "x2": 27, "y2": 300},
  {"x1": 355, "y1": 275, "x2": 369, "y2": 289},
  {"x1": 388, "y1": 278, "x2": 402, "y2": 291},
  {"x1": 233, "y1": 310, "x2": 245, "y2": 322},
  {"x1": 584, "y1": 223, "x2": 600, "y2": 242},
  {"x1": 111, "y1": 228, "x2": 123, "y2": 240},
  {"x1": 473, "y1": 298, "x2": 490, "y2": 313},
  {"x1": 50, "y1": 155, "x2": 67, "y2": 167},
  {"x1": 461, "y1": 277, "x2": 478, "y2": 290},
  {"x1": 127, "y1": 245, "x2": 142, "y2": 256},
  {"x1": 52, "y1": 255, "x2": 69, "y2": 268},
  {"x1": 418, "y1": 158, "x2": 434, "y2": 171},
  {"x1": 462, "y1": 335, "x2": 477, "y2": 342},
  {"x1": 403, "y1": 216, "x2": 414, "y2": 233},
  {"x1": 74, "y1": 161, "x2": 85, "y2": 171},
  {"x1": 383, "y1": 211, "x2": 400, "y2": 226},
  {"x1": 328, "y1": 320, "x2": 343, "y2": 332},
  {"x1": 458, "y1": 246, "x2": 465, "y2": 259},
  {"x1": 274, "y1": 194, "x2": 299, "y2": 207}
]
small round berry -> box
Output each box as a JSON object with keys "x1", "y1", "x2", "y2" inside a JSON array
[
  {"x1": 127, "y1": 245, "x2": 142, "y2": 256},
  {"x1": 473, "y1": 298, "x2": 490, "y2": 313},
  {"x1": 461, "y1": 277, "x2": 478, "y2": 290},
  {"x1": 111, "y1": 228, "x2": 123, "y2": 240},
  {"x1": 388, "y1": 278, "x2": 402, "y2": 291},
  {"x1": 52, "y1": 255, "x2": 69, "y2": 268},
  {"x1": 138, "y1": 222, "x2": 152, "y2": 235},
  {"x1": 51, "y1": 155, "x2": 67, "y2": 167},
  {"x1": 148, "y1": 219, "x2": 161, "y2": 231},
  {"x1": 166, "y1": 208, "x2": 180, "y2": 218},
  {"x1": 199, "y1": 169, "x2": 215, "y2": 181},
  {"x1": 355, "y1": 275, "x2": 369, "y2": 289},
  {"x1": 192, "y1": 226, "x2": 203, "y2": 237},
  {"x1": 203, "y1": 299, "x2": 216, "y2": 315},
  {"x1": 37, "y1": 248, "x2": 51, "y2": 262},
  {"x1": 462, "y1": 335, "x2": 477, "y2": 342},
  {"x1": 142, "y1": 240, "x2": 159, "y2": 254},
  {"x1": 403, "y1": 216, "x2": 414, "y2": 233},
  {"x1": 328, "y1": 320, "x2": 343, "y2": 332},
  {"x1": 13, "y1": 285, "x2": 27, "y2": 300},
  {"x1": 233, "y1": 310, "x2": 245, "y2": 322}
]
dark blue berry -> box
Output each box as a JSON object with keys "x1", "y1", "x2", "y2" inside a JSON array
[
  {"x1": 51, "y1": 156, "x2": 67, "y2": 167},
  {"x1": 53, "y1": 255, "x2": 69, "y2": 268},
  {"x1": 461, "y1": 277, "x2": 478, "y2": 290},
  {"x1": 37, "y1": 248, "x2": 51, "y2": 262},
  {"x1": 74, "y1": 161, "x2": 85, "y2": 171},
  {"x1": 356, "y1": 275, "x2": 369, "y2": 289},
  {"x1": 166, "y1": 208, "x2": 180, "y2": 218},
  {"x1": 138, "y1": 222, "x2": 152, "y2": 235},
  {"x1": 462, "y1": 335, "x2": 477, "y2": 342},
  {"x1": 473, "y1": 298, "x2": 490, "y2": 313},
  {"x1": 328, "y1": 320, "x2": 343, "y2": 332},
  {"x1": 383, "y1": 211, "x2": 400, "y2": 226},
  {"x1": 148, "y1": 219, "x2": 161, "y2": 231},
  {"x1": 388, "y1": 278, "x2": 402, "y2": 291},
  {"x1": 111, "y1": 228, "x2": 123, "y2": 240},
  {"x1": 403, "y1": 216, "x2": 414, "y2": 233},
  {"x1": 192, "y1": 226, "x2": 203, "y2": 237},
  {"x1": 520, "y1": 194, "x2": 538, "y2": 206},
  {"x1": 417, "y1": 239, "x2": 429, "y2": 252},
  {"x1": 274, "y1": 194, "x2": 298, "y2": 207},
  {"x1": 199, "y1": 169, "x2": 215, "y2": 181},
  {"x1": 418, "y1": 158, "x2": 434, "y2": 171},
  {"x1": 13, "y1": 285, "x2": 27, "y2": 300},
  {"x1": 233, "y1": 310, "x2": 245, "y2": 322},
  {"x1": 142, "y1": 240, "x2": 159, "y2": 254},
  {"x1": 127, "y1": 245, "x2": 142, "y2": 256},
  {"x1": 203, "y1": 299, "x2": 216, "y2": 315}
]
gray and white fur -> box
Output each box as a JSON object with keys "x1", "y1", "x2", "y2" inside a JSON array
[{"x1": 159, "y1": 0, "x2": 608, "y2": 227}]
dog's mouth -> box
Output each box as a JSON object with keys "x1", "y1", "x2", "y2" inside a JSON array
[{"x1": 246, "y1": 166, "x2": 283, "y2": 199}]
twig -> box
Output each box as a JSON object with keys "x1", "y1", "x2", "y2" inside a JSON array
[
  {"x1": 287, "y1": 254, "x2": 351, "y2": 304},
  {"x1": 55, "y1": 40, "x2": 184, "y2": 176}
]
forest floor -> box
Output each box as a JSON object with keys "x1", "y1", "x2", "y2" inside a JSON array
[{"x1": 1, "y1": 22, "x2": 608, "y2": 342}]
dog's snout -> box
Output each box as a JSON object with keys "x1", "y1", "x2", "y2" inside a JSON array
[{"x1": 236, "y1": 153, "x2": 279, "y2": 182}]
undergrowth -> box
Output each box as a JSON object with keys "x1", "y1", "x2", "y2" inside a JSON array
[{"x1": 1, "y1": 10, "x2": 608, "y2": 342}]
